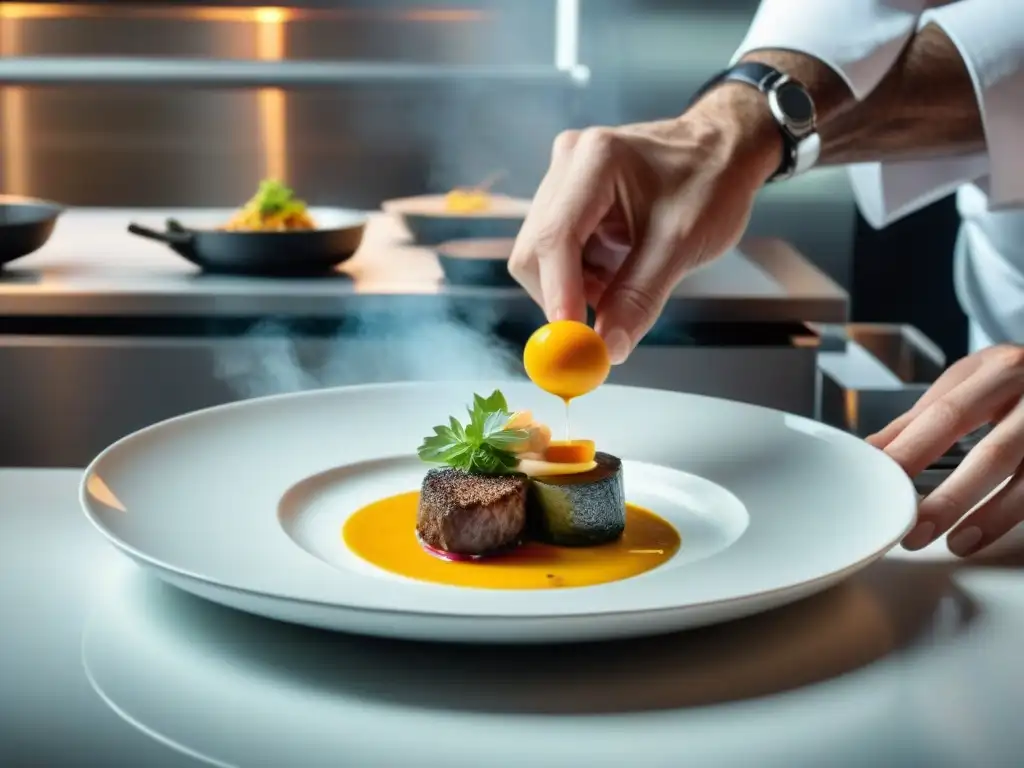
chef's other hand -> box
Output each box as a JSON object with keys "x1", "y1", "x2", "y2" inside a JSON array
[
  {"x1": 508, "y1": 85, "x2": 781, "y2": 364},
  {"x1": 868, "y1": 345, "x2": 1024, "y2": 557}
]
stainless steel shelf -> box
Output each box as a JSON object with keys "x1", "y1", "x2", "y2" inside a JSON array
[{"x1": 0, "y1": 57, "x2": 591, "y2": 88}]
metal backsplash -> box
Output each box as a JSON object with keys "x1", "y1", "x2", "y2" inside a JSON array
[
  {"x1": 0, "y1": 1, "x2": 576, "y2": 206},
  {"x1": 0, "y1": 0, "x2": 855, "y2": 287}
]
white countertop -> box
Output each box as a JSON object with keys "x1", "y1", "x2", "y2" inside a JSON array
[{"x1": 3, "y1": 468, "x2": 1022, "y2": 767}]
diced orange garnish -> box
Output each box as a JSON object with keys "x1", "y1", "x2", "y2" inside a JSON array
[{"x1": 544, "y1": 439, "x2": 596, "y2": 464}]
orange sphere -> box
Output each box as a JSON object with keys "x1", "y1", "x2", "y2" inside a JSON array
[{"x1": 523, "y1": 321, "x2": 611, "y2": 401}]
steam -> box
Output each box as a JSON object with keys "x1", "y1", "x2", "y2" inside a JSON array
[{"x1": 213, "y1": 303, "x2": 525, "y2": 401}]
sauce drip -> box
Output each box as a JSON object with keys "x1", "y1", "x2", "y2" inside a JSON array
[{"x1": 343, "y1": 491, "x2": 681, "y2": 590}]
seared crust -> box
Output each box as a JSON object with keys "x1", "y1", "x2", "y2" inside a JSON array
[{"x1": 416, "y1": 468, "x2": 528, "y2": 555}]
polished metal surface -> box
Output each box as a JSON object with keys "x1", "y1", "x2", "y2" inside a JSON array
[
  {"x1": 0, "y1": 212, "x2": 841, "y2": 466},
  {"x1": 0, "y1": 210, "x2": 848, "y2": 322},
  {"x1": 0, "y1": 57, "x2": 587, "y2": 87},
  {"x1": 4, "y1": 469, "x2": 1024, "y2": 766},
  {"x1": 0, "y1": 2, "x2": 575, "y2": 205},
  {"x1": 818, "y1": 323, "x2": 946, "y2": 438},
  {"x1": 0, "y1": 0, "x2": 856, "y2": 287},
  {"x1": 0, "y1": 337, "x2": 821, "y2": 468}
]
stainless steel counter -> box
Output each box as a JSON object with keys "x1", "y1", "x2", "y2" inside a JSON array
[
  {"x1": 3, "y1": 468, "x2": 1024, "y2": 767},
  {"x1": 0, "y1": 208, "x2": 846, "y2": 323},
  {"x1": 0, "y1": 209, "x2": 847, "y2": 467}
]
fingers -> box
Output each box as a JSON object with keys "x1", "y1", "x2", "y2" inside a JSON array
[
  {"x1": 866, "y1": 354, "x2": 982, "y2": 450},
  {"x1": 945, "y1": 465, "x2": 1024, "y2": 557},
  {"x1": 883, "y1": 367, "x2": 1018, "y2": 479},
  {"x1": 508, "y1": 129, "x2": 618, "y2": 323},
  {"x1": 594, "y1": 203, "x2": 685, "y2": 364},
  {"x1": 581, "y1": 234, "x2": 627, "y2": 308},
  {"x1": 902, "y1": 397, "x2": 1024, "y2": 550}
]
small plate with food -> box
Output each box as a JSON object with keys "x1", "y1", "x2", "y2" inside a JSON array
[
  {"x1": 127, "y1": 180, "x2": 367, "y2": 276},
  {"x1": 80, "y1": 321, "x2": 916, "y2": 644},
  {"x1": 383, "y1": 187, "x2": 530, "y2": 246}
]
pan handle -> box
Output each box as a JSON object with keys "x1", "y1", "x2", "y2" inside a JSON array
[{"x1": 127, "y1": 222, "x2": 192, "y2": 247}]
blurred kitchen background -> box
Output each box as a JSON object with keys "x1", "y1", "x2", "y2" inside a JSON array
[{"x1": 0, "y1": 0, "x2": 964, "y2": 466}]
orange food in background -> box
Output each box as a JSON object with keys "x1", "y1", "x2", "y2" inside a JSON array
[{"x1": 444, "y1": 188, "x2": 492, "y2": 213}]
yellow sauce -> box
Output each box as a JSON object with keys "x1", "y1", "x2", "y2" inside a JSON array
[{"x1": 342, "y1": 491, "x2": 681, "y2": 589}]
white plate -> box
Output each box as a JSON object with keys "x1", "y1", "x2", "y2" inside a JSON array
[{"x1": 80, "y1": 382, "x2": 917, "y2": 644}]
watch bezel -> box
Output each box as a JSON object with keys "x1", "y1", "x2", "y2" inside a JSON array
[{"x1": 766, "y1": 76, "x2": 816, "y2": 137}]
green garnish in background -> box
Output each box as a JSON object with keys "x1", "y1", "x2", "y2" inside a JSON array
[
  {"x1": 251, "y1": 179, "x2": 307, "y2": 217},
  {"x1": 417, "y1": 390, "x2": 530, "y2": 475}
]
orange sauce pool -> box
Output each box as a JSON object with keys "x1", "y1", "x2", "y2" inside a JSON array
[{"x1": 342, "y1": 491, "x2": 681, "y2": 590}]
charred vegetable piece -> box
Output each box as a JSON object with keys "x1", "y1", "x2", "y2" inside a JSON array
[{"x1": 527, "y1": 452, "x2": 626, "y2": 546}]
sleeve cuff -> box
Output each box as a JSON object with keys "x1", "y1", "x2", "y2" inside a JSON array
[
  {"x1": 730, "y1": 0, "x2": 926, "y2": 99},
  {"x1": 847, "y1": 155, "x2": 989, "y2": 229},
  {"x1": 922, "y1": 1, "x2": 1024, "y2": 208}
]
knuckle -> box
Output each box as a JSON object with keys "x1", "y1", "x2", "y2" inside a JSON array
[
  {"x1": 921, "y1": 492, "x2": 964, "y2": 526},
  {"x1": 990, "y1": 344, "x2": 1024, "y2": 371},
  {"x1": 928, "y1": 397, "x2": 968, "y2": 433},
  {"x1": 552, "y1": 129, "x2": 581, "y2": 157},
  {"x1": 531, "y1": 223, "x2": 571, "y2": 254},
  {"x1": 610, "y1": 283, "x2": 665, "y2": 316},
  {"x1": 507, "y1": 248, "x2": 534, "y2": 277},
  {"x1": 577, "y1": 127, "x2": 619, "y2": 159},
  {"x1": 971, "y1": 440, "x2": 1019, "y2": 473}
]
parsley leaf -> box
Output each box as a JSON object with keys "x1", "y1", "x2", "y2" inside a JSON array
[
  {"x1": 251, "y1": 179, "x2": 308, "y2": 217},
  {"x1": 417, "y1": 389, "x2": 529, "y2": 475}
]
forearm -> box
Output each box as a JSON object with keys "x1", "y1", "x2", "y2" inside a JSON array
[
  {"x1": 819, "y1": 23, "x2": 985, "y2": 165},
  {"x1": 740, "y1": 24, "x2": 984, "y2": 167}
]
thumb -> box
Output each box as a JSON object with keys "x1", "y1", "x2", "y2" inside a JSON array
[{"x1": 594, "y1": 219, "x2": 685, "y2": 364}]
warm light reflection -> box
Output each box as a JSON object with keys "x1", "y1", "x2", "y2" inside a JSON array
[
  {"x1": 0, "y1": 4, "x2": 296, "y2": 23},
  {"x1": 86, "y1": 474, "x2": 128, "y2": 513},
  {"x1": 254, "y1": 7, "x2": 287, "y2": 26},
  {"x1": 0, "y1": 10, "x2": 27, "y2": 193},
  {"x1": 0, "y1": 4, "x2": 482, "y2": 24},
  {"x1": 403, "y1": 10, "x2": 485, "y2": 23},
  {"x1": 845, "y1": 389, "x2": 860, "y2": 433},
  {"x1": 255, "y1": 8, "x2": 287, "y2": 182}
]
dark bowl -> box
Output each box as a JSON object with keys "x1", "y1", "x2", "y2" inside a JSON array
[
  {"x1": 435, "y1": 238, "x2": 521, "y2": 288},
  {"x1": 0, "y1": 196, "x2": 64, "y2": 267},
  {"x1": 384, "y1": 194, "x2": 529, "y2": 246},
  {"x1": 128, "y1": 207, "x2": 368, "y2": 277}
]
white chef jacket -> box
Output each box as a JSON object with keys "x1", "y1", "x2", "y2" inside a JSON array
[{"x1": 732, "y1": 0, "x2": 1024, "y2": 353}]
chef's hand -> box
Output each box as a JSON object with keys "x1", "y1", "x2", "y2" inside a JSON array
[
  {"x1": 868, "y1": 344, "x2": 1024, "y2": 557},
  {"x1": 508, "y1": 85, "x2": 781, "y2": 364}
]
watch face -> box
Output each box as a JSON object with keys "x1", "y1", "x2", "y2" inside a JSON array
[{"x1": 776, "y1": 82, "x2": 814, "y2": 125}]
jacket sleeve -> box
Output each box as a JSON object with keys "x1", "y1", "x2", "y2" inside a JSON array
[
  {"x1": 731, "y1": 0, "x2": 929, "y2": 99},
  {"x1": 732, "y1": 1, "x2": 1023, "y2": 228}
]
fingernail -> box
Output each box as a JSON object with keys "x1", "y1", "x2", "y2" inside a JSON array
[
  {"x1": 948, "y1": 526, "x2": 984, "y2": 557},
  {"x1": 902, "y1": 521, "x2": 936, "y2": 550},
  {"x1": 604, "y1": 329, "x2": 632, "y2": 365}
]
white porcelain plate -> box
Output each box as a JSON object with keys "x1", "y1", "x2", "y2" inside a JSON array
[{"x1": 80, "y1": 382, "x2": 917, "y2": 644}]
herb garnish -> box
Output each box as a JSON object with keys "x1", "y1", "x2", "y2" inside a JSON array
[
  {"x1": 251, "y1": 179, "x2": 307, "y2": 217},
  {"x1": 417, "y1": 390, "x2": 530, "y2": 475}
]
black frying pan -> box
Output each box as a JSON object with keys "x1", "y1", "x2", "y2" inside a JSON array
[
  {"x1": 0, "y1": 195, "x2": 64, "y2": 268},
  {"x1": 127, "y1": 209, "x2": 368, "y2": 276}
]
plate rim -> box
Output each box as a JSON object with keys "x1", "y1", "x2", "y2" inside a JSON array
[{"x1": 80, "y1": 381, "x2": 919, "y2": 620}]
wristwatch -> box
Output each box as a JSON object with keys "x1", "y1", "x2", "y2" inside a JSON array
[{"x1": 690, "y1": 61, "x2": 820, "y2": 182}]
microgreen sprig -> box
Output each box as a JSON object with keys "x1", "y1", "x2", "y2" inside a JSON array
[{"x1": 417, "y1": 390, "x2": 529, "y2": 475}]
